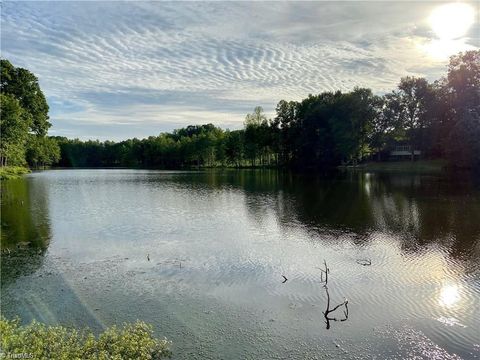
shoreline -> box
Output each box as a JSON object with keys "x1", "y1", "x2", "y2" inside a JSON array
[
  {"x1": 339, "y1": 160, "x2": 448, "y2": 173},
  {"x1": 0, "y1": 166, "x2": 31, "y2": 180}
]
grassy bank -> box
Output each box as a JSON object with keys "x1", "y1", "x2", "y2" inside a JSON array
[
  {"x1": 0, "y1": 166, "x2": 30, "y2": 180},
  {"x1": 353, "y1": 160, "x2": 447, "y2": 173},
  {"x1": 0, "y1": 317, "x2": 172, "y2": 359}
]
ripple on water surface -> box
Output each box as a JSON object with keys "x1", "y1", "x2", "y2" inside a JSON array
[{"x1": 1, "y1": 169, "x2": 479, "y2": 359}]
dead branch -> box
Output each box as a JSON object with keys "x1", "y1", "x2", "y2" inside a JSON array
[
  {"x1": 319, "y1": 260, "x2": 349, "y2": 329},
  {"x1": 323, "y1": 285, "x2": 349, "y2": 329},
  {"x1": 317, "y1": 259, "x2": 329, "y2": 285}
]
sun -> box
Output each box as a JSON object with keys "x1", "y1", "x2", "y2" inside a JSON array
[{"x1": 429, "y1": 3, "x2": 475, "y2": 40}]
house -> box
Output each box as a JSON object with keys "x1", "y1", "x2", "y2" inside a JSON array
[{"x1": 390, "y1": 145, "x2": 421, "y2": 160}]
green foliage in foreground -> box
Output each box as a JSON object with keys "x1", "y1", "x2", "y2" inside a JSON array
[
  {"x1": 0, "y1": 317, "x2": 172, "y2": 360},
  {"x1": 0, "y1": 166, "x2": 30, "y2": 180}
]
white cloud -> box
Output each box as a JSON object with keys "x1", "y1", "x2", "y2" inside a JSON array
[{"x1": 1, "y1": 1, "x2": 478, "y2": 140}]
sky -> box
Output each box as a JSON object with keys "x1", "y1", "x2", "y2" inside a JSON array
[{"x1": 1, "y1": 1, "x2": 479, "y2": 140}]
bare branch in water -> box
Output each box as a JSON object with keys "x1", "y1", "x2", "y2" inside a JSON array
[
  {"x1": 323, "y1": 285, "x2": 349, "y2": 329},
  {"x1": 317, "y1": 259, "x2": 329, "y2": 285},
  {"x1": 320, "y1": 260, "x2": 349, "y2": 329}
]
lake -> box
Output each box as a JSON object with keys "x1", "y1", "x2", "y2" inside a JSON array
[{"x1": 1, "y1": 169, "x2": 479, "y2": 359}]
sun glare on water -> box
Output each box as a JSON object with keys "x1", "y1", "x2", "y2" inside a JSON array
[
  {"x1": 424, "y1": 2, "x2": 476, "y2": 60},
  {"x1": 439, "y1": 284, "x2": 461, "y2": 308}
]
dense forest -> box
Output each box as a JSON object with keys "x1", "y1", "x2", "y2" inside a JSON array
[{"x1": 1, "y1": 51, "x2": 479, "y2": 170}]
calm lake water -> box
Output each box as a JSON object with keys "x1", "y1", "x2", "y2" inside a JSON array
[{"x1": 1, "y1": 169, "x2": 479, "y2": 359}]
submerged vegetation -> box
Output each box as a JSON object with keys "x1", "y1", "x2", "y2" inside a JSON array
[{"x1": 0, "y1": 317, "x2": 172, "y2": 359}]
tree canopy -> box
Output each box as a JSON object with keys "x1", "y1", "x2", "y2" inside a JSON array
[{"x1": 0, "y1": 59, "x2": 58, "y2": 168}]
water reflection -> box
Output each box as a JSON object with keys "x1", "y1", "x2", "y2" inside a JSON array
[
  {"x1": 439, "y1": 284, "x2": 461, "y2": 308},
  {"x1": 188, "y1": 170, "x2": 480, "y2": 265},
  {"x1": 1, "y1": 177, "x2": 51, "y2": 286},
  {"x1": 1, "y1": 177, "x2": 51, "y2": 250},
  {"x1": 1, "y1": 176, "x2": 106, "y2": 329},
  {"x1": 1, "y1": 169, "x2": 479, "y2": 359}
]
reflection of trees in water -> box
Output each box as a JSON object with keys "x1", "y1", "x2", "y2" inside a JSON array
[
  {"x1": 1, "y1": 178, "x2": 105, "y2": 330},
  {"x1": 1, "y1": 177, "x2": 51, "y2": 286},
  {"x1": 366, "y1": 172, "x2": 480, "y2": 262},
  {"x1": 144, "y1": 169, "x2": 479, "y2": 263},
  {"x1": 190, "y1": 170, "x2": 480, "y2": 263}
]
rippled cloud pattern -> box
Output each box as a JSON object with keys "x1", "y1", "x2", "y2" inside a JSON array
[{"x1": 1, "y1": 2, "x2": 478, "y2": 140}]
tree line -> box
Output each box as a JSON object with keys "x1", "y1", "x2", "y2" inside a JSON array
[{"x1": 1, "y1": 51, "x2": 479, "y2": 171}]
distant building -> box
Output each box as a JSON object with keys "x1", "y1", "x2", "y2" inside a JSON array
[{"x1": 390, "y1": 145, "x2": 421, "y2": 160}]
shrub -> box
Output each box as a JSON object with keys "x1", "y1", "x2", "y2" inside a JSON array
[
  {"x1": 0, "y1": 166, "x2": 30, "y2": 180},
  {"x1": 0, "y1": 317, "x2": 172, "y2": 359}
]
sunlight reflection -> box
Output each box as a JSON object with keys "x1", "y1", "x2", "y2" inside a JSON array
[
  {"x1": 364, "y1": 173, "x2": 371, "y2": 196},
  {"x1": 438, "y1": 284, "x2": 461, "y2": 308}
]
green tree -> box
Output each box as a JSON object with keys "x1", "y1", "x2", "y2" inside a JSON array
[
  {"x1": 445, "y1": 50, "x2": 480, "y2": 168},
  {"x1": 25, "y1": 136, "x2": 61, "y2": 168},
  {"x1": 387, "y1": 77, "x2": 433, "y2": 161},
  {"x1": 224, "y1": 130, "x2": 244, "y2": 167},
  {"x1": 0, "y1": 94, "x2": 31, "y2": 166},
  {"x1": 368, "y1": 95, "x2": 394, "y2": 160},
  {"x1": 1, "y1": 59, "x2": 51, "y2": 136},
  {"x1": 274, "y1": 100, "x2": 299, "y2": 165},
  {"x1": 330, "y1": 88, "x2": 377, "y2": 164},
  {"x1": 244, "y1": 106, "x2": 268, "y2": 166}
]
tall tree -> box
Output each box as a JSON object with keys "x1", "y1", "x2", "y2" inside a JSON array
[
  {"x1": 385, "y1": 77, "x2": 433, "y2": 161},
  {"x1": 1, "y1": 59, "x2": 51, "y2": 136},
  {"x1": 224, "y1": 130, "x2": 244, "y2": 167},
  {"x1": 244, "y1": 106, "x2": 268, "y2": 166},
  {"x1": 0, "y1": 94, "x2": 31, "y2": 166},
  {"x1": 274, "y1": 100, "x2": 300, "y2": 165},
  {"x1": 445, "y1": 50, "x2": 480, "y2": 168}
]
